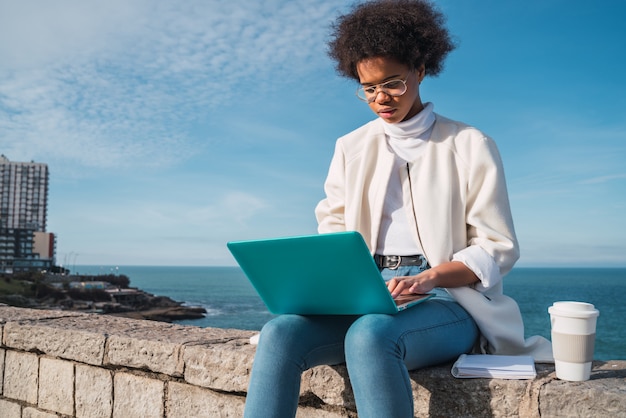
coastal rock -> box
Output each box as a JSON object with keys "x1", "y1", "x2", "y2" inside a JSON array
[{"x1": 0, "y1": 272, "x2": 207, "y2": 322}]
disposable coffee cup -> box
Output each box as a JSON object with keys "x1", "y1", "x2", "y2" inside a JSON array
[{"x1": 548, "y1": 301, "x2": 599, "y2": 381}]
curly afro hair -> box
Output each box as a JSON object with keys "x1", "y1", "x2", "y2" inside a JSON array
[{"x1": 328, "y1": 0, "x2": 456, "y2": 80}]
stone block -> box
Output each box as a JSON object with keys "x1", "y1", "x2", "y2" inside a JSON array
[
  {"x1": 0, "y1": 306, "x2": 82, "y2": 324},
  {"x1": 3, "y1": 351, "x2": 38, "y2": 403},
  {"x1": 3, "y1": 321, "x2": 105, "y2": 365},
  {"x1": 295, "y1": 407, "x2": 350, "y2": 418},
  {"x1": 419, "y1": 368, "x2": 533, "y2": 417},
  {"x1": 113, "y1": 372, "x2": 164, "y2": 418},
  {"x1": 106, "y1": 319, "x2": 253, "y2": 377},
  {"x1": 22, "y1": 408, "x2": 59, "y2": 418},
  {"x1": 183, "y1": 340, "x2": 256, "y2": 392},
  {"x1": 1, "y1": 348, "x2": 5, "y2": 395},
  {"x1": 302, "y1": 365, "x2": 353, "y2": 408},
  {"x1": 0, "y1": 399, "x2": 21, "y2": 418},
  {"x1": 165, "y1": 381, "x2": 346, "y2": 418},
  {"x1": 167, "y1": 381, "x2": 245, "y2": 417},
  {"x1": 539, "y1": 361, "x2": 626, "y2": 418},
  {"x1": 106, "y1": 334, "x2": 184, "y2": 376},
  {"x1": 38, "y1": 357, "x2": 74, "y2": 415},
  {"x1": 75, "y1": 364, "x2": 113, "y2": 418}
]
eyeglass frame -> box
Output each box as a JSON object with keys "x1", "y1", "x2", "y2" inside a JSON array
[{"x1": 356, "y1": 72, "x2": 411, "y2": 103}]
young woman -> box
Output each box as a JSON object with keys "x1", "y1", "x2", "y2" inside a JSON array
[{"x1": 244, "y1": 1, "x2": 551, "y2": 417}]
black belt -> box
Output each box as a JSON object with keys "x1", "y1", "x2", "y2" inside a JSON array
[{"x1": 374, "y1": 254, "x2": 427, "y2": 270}]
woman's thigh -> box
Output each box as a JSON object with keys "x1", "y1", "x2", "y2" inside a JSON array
[
  {"x1": 346, "y1": 299, "x2": 478, "y2": 369},
  {"x1": 257, "y1": 313, "x2": 358, "y2": 369}
]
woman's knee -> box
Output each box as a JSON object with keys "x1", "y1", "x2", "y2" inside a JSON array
[
  {"x1": 259, "y1": 315, "x2": 307, "y2": 348},
  {"x1": 344, "y1": 314, "x2": 398, "y2": 356}
]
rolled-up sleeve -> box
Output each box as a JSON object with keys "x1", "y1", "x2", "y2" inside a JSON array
[{"x1": 452, "y1": 245, "x2": 501, "y2": 291}]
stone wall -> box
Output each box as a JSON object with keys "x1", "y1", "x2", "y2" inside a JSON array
[{"x1": 0, "y1": 305, "x2": 624, "y2": 417}]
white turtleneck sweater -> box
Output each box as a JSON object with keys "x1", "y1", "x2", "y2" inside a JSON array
[
  {"x1": 376, "y1": 102, "x2": 499, "y2": 293},
  {"x1": 375, "y1": 102, "x2": 435, "y2": 256}
]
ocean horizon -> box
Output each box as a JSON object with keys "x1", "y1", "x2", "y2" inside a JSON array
[{"x1": 76, "y1": 265, "x2": 625, "y2": 361}]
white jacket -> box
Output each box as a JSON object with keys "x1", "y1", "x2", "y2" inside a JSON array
[{"x1": 315, "y1": 114, "x2": 553, "y2": 361}]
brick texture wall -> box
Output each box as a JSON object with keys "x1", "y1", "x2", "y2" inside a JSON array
[{"x1": 1, "y1": 305, "x2": 624, "y2": 418}]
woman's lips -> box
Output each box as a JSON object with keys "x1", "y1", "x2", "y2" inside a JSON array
[{"x1": 378, "y1": 108, "x2": 396, "y2": 119}]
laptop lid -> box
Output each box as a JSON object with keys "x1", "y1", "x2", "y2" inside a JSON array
[{"x1": 227, "y1": 231, "x2": 433, "y2": 315}]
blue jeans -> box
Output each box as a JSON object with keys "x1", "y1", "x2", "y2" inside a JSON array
[{"x1": 243, "y1": 265, "x2": 478, "y2": 418}]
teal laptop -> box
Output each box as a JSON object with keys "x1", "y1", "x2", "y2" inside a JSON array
[{"x1": 227, "y1": 231, "x2": 433, "y2": 315}]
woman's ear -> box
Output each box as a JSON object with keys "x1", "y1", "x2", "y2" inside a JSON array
[{"x1": 417, "y1": 64, "x2": 426, "y2": 84}]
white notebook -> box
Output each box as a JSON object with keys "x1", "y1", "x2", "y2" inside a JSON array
[{"x1": 451, "y1": 354, "x2": 536, "y2": 379}]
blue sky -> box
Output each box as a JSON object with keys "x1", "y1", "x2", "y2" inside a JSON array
[{"x1": 1, "y1": 0, "x2": 624, "y2": 268}]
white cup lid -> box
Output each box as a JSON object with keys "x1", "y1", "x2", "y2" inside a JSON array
[{"x1": 548, "y1": 301, "x2": 599, "y2": 318}]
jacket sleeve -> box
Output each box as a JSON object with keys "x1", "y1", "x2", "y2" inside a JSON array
[
  {"x1": 315, "y1": 140, "x2": 347, "y2": 233},
  {"x1": 460, "y1": 135, "x2": 520, "y2": 280}
]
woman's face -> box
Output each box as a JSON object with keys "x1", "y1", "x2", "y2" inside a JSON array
[{"x1": 356, "y1": 57, "x2": 425, "y2": 124}]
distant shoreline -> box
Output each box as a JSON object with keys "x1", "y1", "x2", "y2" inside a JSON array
[{"x1": 0, "y1": 271, "x2": 207, "y2": 323}]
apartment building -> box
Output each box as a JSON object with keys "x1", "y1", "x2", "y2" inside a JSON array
[{"x1": 0, "y1": 154, "x2": 54, "y2": 272}]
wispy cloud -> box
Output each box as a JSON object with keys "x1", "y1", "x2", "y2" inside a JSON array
[
  {"x1": 0, "y1": 0, "x2": 345, "y2": 171},
  {"x1": 579, "y1": 173, "x2": 626, "y2": 185}
]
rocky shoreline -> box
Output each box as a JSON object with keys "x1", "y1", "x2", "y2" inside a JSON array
[{"x1": 0, "y1": 272, "x2": 207, "y2": 323}]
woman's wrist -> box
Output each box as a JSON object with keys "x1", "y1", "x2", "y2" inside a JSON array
[{"x1": 426, "y1": 261, "x2": 478, "y2": 288}]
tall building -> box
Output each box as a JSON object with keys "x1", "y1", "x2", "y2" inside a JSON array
[{"x1": 0, "y1": 154, "x2": 55, "y2": 272}]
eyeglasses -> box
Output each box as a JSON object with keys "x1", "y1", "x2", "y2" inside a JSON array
[{"x1": 356, "y1": 73, "x2": 410, "y2": 103}]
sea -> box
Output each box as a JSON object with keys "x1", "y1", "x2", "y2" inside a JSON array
[{"x1": 78, "y1": 265, "x2": 625, "y2": 361}]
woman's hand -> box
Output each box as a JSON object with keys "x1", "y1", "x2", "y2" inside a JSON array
[
  {"x1": 386, "y1": 271, "x2": 438, "y2": 298},
  {"x1": 386, "y1": 261, "x2": 480, "y2": 298}
]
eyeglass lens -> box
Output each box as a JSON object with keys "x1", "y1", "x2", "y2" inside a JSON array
[{"x1": 357, "y1": 79, "x2": 407, "y2": 102}]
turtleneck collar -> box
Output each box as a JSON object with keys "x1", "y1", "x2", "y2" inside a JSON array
[{"x1": 382, "y1": 102, "x2": 435, "y2": 141}]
